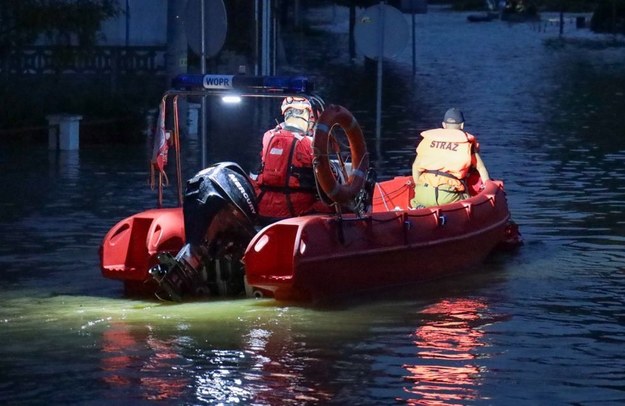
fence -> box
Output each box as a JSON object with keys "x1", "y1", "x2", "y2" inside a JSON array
[{"x1": 1, "y1": 45, "x2": 167, "y2": 76}]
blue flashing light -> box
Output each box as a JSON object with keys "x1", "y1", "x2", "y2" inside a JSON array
[
  {"x1": 171, "y1": 74, "x2": 205, "y2": 89},
  {"x1": 171, "y1": 74, "x2": 313, "y2": 94},
  {"x1": 260, "y1": 76, "x2": 311, "y2": 93}
]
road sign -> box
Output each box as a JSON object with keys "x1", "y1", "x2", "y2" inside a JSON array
[
  {"x1": 185, "y1": 0, "x2": 227, "y2": 58},
  {"x1": 354, "y1": 4, "x2": 409, "y2": 60}
]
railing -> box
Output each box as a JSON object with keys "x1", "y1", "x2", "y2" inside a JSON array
[{"x1": 2, "y1": 46, "x2": 167, "y2": 75}]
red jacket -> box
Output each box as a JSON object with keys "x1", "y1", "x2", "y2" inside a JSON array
[{"x1": 254, "y1": 125, "x2": 327, "y2": 220}]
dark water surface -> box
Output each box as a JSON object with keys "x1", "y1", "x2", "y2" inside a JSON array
[{"x1": 2, "y1": 5, "x2": 625, "y2": 405}]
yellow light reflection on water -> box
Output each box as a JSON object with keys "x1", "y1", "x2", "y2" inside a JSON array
[
  {"x1": 0, "y1": 291, "x2": 382, "y2": 403},
  {"x1": 0, "y1": 293, "x2": 304, "y2": 402},
  {"x1": 1, "y1": 287, "x2": 497, "y2": 404}
]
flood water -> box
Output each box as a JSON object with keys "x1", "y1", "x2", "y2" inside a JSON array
[{"x1": 2, "y1": 5, "x2": 625, "y2": 405}]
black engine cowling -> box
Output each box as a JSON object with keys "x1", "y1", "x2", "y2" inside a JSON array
[{"x1": 149, "y1": 162, "x2": 258, "y2": 301}]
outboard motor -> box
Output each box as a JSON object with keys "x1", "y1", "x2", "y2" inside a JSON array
[{"x1": 149, "y1": 162, "x2": 258, "y2": 301}]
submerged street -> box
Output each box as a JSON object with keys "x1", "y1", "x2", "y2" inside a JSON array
[{"x1": 1, "y1": 5, "x2": 624, "y2": 404}]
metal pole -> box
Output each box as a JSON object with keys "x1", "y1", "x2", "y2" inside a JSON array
[
  {"x1": 271, "y1": 2, "x2": 277, "y2": 75},
  {"x1": 166, "y1": 0, "x2": 187, "y2": 150},
  {"x1": 201, "y1": 0, "x2": 207, "y2": 168},
  {"x1": 125, "y1": 0, "x2": 130, "y2": 47},
  {"x1": 166, "y1": 0, "x2": 187, "y2": 85},
  {"x1": 411, "y1": 11, "x2": 416, "y2": 77},
  {"x1": 262, "y1": 0, "x2": 270, "y2": 75},
  {"x1": 375, "y1": 2, "x2": 385, "y2": 160},
  {"x1": 254, "y1": 0, "x2": 260, "y2": 75},
  {"x1": 261, "y1": 1, "x2": 266, "y2": 75}
]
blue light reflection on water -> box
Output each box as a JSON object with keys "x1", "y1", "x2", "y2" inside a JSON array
[{"x1": 1, "y1": 5, "x2": 625, "y2": 405}]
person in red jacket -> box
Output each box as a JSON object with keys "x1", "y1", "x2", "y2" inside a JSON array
[
  {"x1": 253, "y1": 96, "x2": 330, "y2": 223},
  {"x1": 411, "y1": 108, "x2": 491, "y2": 208}
]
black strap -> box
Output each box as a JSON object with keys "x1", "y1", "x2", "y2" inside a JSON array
[
  {"x1": 290, "y1": 166, "x2": 316, "y2": 189},
  {"x1": 422, "y1": 170, "x2": 468, "y2": 196},
  {"x1": 283, "y1": 136, "x2": 298, "y2": 216},
  {"x1": 422, "y1": 169, "x2": 461, "y2": 182}
]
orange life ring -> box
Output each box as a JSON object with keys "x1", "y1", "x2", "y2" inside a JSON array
[{"x1": 313, "y1": 105, "x2": 369, "y2": 204}]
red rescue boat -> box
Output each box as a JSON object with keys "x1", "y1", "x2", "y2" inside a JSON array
[
  {"x1": 244, "y1": 176, "x2": 518, "y2": 302},
  {"x1": 99, "y1": 74, "x2": 521, "y2": 302}
]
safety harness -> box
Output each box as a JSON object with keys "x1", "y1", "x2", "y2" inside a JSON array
[{"x1": 256, "y1": 126, "x2": 316, "y2": 217}]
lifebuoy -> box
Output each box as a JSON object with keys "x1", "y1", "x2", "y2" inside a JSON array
[{"x1": 313, "y1": 105, "x2": 369, "y2": 204}]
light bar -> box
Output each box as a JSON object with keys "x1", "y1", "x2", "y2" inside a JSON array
[{"x1": 171, "y1": 74, "x2": 314, "y2": 94}]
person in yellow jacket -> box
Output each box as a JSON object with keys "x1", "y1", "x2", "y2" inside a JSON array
[{"x1": 410, "y1": 108, "x2": 490, "y2": 208}]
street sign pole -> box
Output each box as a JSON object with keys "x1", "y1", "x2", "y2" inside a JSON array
[
  {"x1": 375, "y1": 2, "x2": 385, "y2": 160},
  {"x1": 354, "y1": 3, "x2": 408, "y2": 166},
  {"x1": 186, "y1": 0, "x2": 227, "y2": 168},
  {"x1": 200, "y1": 0, "x2": 207, "y2": 167}
]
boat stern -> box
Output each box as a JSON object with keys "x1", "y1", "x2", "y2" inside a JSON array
[
  {"x1": 99, "y1": 207, "x2": 185, "y2": 286},
  {"x1": 243, "y1": 218, "x2": 313, "y2": 301}
]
